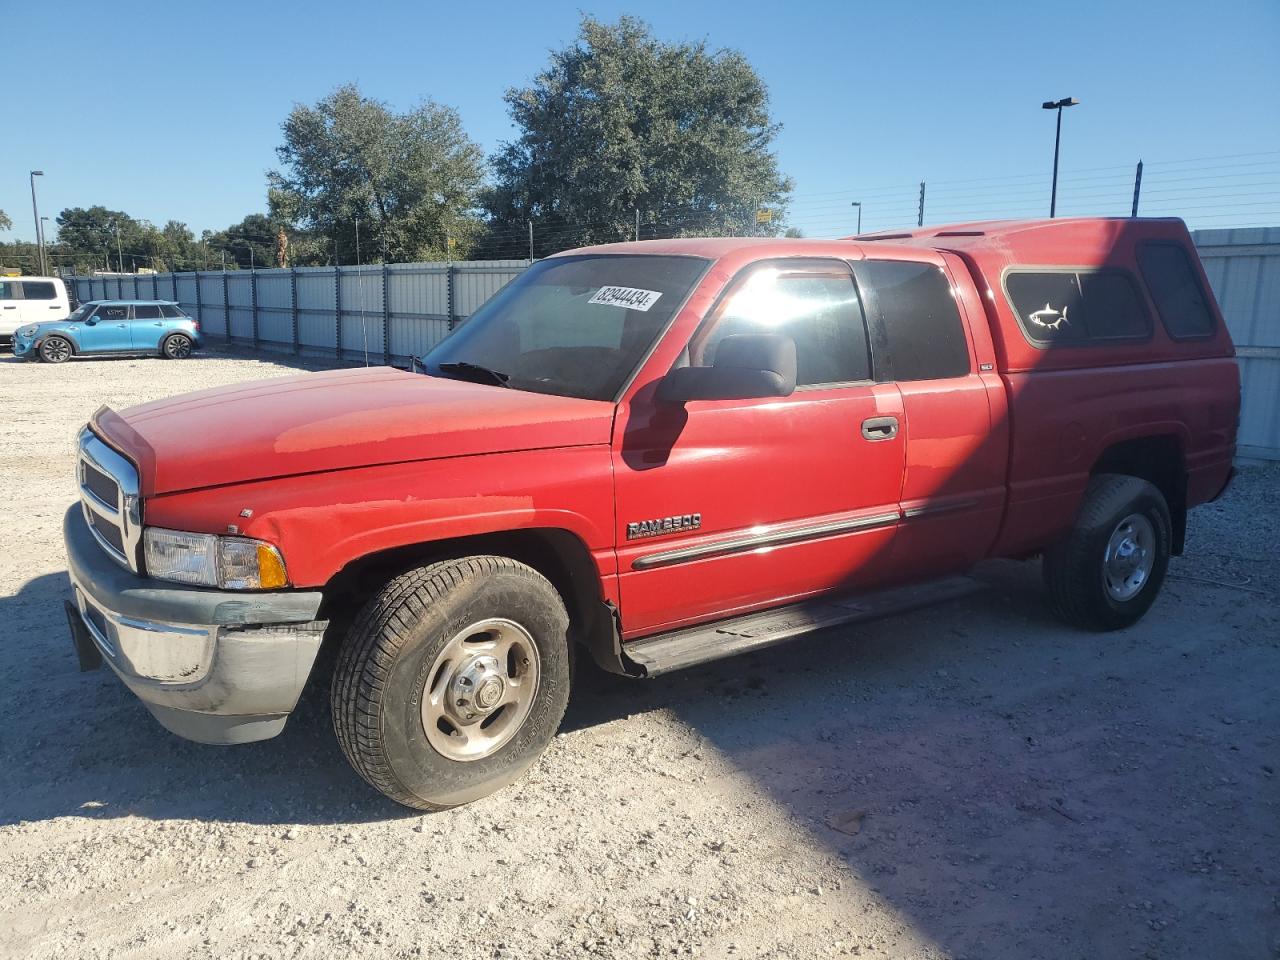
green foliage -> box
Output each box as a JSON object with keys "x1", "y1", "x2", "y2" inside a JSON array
[
  {"x1": 202, "y1": 214, "x2": 279, "y2": 269},
  {"x1": 0, "y1": 209, "x2": 12, "y2": 232},
  {"x1": 269, "y1": 84, "x2": 486, "y2": 263},
  {"x1": 481, "y1": 15, "x2": 792, "y2": 257}
]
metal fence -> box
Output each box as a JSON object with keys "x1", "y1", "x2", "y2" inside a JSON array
[
  {"x1": 68, "y1": 260, "x2": 530, "y2": 364},
  {"x1": 68, "y1": 232, "x2": 1280, "y2": 459},
  {"x1": 1192, "y1": 227, "x2": 1280, "y2": 461}
]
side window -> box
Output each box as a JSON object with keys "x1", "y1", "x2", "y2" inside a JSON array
[
  {"x1": 0, "y1": 281, "x2": 22, "y2": 301},
  {"x1": 691, "y1": 260, "x2": 870, "y2": 387},
  {"x1": 133, "y1": 304, "x2": 163, "y2": 320},
  {"x1": 1005, "y1": 269, "x2": 1151, "y2": 346},
  {"x1": 98, "y1": 306, "x2": 129, "y2": 322},
  {"x1": 19, "y1": 281, "x2": 57, "y2": 300},
  {"x1": 160, "y1": 304, "x2": 187, "y2": 318},
  {"x1": 1137, "y1": 243, "x2": 1215, "y2": 339},
  {"x1": 855, "y1": 260, "x2": 970, "y2": 380}
]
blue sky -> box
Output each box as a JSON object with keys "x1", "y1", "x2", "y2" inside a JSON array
[{"x1": 3, "y1": 0, "x2": 1278, "y2": 245}]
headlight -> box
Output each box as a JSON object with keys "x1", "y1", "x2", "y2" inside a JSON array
[
  {"x1": 15, "y1": 325, "x2": 38, "y2": 339},
  {"x1": 143, "y1": 527, "x2": 288, "y2": 589}
]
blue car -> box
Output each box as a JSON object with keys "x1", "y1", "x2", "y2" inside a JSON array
[{"x1": 13, "y1": 300, "x2": 202, "y2": 363}]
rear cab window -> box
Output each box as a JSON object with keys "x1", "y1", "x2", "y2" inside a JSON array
[
  {"x1": 1137, "y1": 243, "x2": 1216, "y2": 339},
  {"x1": 1004, "y1": 268, "x2": 1152, "y2": 346},
  {"x1": 853, "y1": 260, "x2": 970, "y2": 380}
]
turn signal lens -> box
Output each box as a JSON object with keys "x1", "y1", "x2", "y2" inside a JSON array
[{"x1": 256, "y1": 543, "x2": 288, "y2": 589}]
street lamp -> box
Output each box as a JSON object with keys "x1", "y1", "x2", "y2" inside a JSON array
[
  {"x1": 851, "y1": 201, "x2": 862, "y2": 235},
  {"x1": 40, "y1": 216, "x2": 50, "y2": 273},
  {"x1": 1041, "y1": 97, "x2": 1079, "y2": 218},
  {"x1": 29, "y1": 171, "x2": 45, "y2": 275}
]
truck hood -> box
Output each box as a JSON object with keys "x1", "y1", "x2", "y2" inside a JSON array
[{"x1": 92, "y1": 366, "x2": 616, "y2": 496}]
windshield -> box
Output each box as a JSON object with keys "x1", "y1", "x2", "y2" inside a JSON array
[
  {"x1": 423, "y1": 254, "x2": 709, "y2": 401},
  {"x1": 66, "y1": 304, "x2": 95, "y2": 323}
]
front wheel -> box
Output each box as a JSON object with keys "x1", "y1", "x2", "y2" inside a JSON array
[
  {"x1": 161, "y1": 333, "x2": 194, "y2": 359},
  {"x1": 331, "y1": 556, "x2": 571, "y2": 810},
  {"x1": 1043, "y1": 473, "x2": 1172, "y2": 631},
  {"x1": 39, "y1": 336, "x2": 73, "y2": 363}
]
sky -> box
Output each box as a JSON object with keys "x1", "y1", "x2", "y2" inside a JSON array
[{"x1": 3, "y1": 0, "x2": 1279, "y2": 248}]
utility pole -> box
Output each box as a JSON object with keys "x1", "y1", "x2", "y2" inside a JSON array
[
  {"x1": 528, "y1": 220, "x2": 534, "y2": 263},
  {"x1": 1042, "y1": 97, "x2": 1079, "y2": 217},
  {"x1": 29, "y1": 171, "x2": 45, "y2": 275},
  {"x1": 851, "y1": 201, "x2": 862, "y2": 235},
  {"x1": 917, "y1": 182, "x2": 926, "y2": 227},
  {"x1": 635, "y1": 208, "x2": 640, "y2": 242},
  {"x1": 1130, "y1": 160, "x2": 1144, "y2": 217},
  {"x1": 112, "y1": 220, "x2": 123, "y2": 273}
]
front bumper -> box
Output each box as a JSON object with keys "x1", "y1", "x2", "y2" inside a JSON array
[
  {"x1": 13, "y1": 335, "x2": 36, "y2": 358},
  {"x1": 64, "y1": 505, "x2": 328, "y2": 744}
]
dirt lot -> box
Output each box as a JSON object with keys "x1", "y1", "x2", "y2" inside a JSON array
[{"x1": 0, "y1": 346, "x2": 1276, "y2": 960}]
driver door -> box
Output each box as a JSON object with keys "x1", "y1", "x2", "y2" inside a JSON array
[
  {"x1": 79, "y1": 304, "x2": 132, "y2": 352},
  {"x1": 612, "y1": 258, "x2": 906, "y2": 638}
]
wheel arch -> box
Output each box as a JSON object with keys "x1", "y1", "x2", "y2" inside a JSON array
[
  {"x1": 318, "y1": 527, "x2": 631, "y2": 675},
  {"x1": 1090, "y1": 434, "x2": 1188, "y2": 554}
]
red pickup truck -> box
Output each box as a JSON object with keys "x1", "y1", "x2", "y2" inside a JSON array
[{"x1": 64, "y1": 217, "x2": 1238, "y2": 809}]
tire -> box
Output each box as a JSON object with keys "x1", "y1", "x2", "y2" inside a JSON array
[
  {"x1": 161, "y1": 333, "x2": 194, "y2": 359},
  {"x1": 39, "y1": 336, "x2": 73, "y2": 364},
  {"x1": 1043, "y1": 473, "x2": 1172, "y2": 631},
  {"x1": 332, "y1": 556, "x2": 572, "y2": 810}
]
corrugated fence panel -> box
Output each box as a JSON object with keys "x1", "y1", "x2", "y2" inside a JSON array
[
  {"x1": 336, "y1": 266, "x2": 386, "y2": 358},
  {"x1": 225, "y1": 274, "x2": 254, "y2": 340},
  {"x1": 254, "y1": 270, "x2": 293, "y2": 345},
  {"x1": 453, "y1": 262, "x2": 523, "y2": 318},
  {"x1": 387, "y1": 263, "x2": 450, "y2": 358},
  {"x1": 175, "y1": 275, "x2": 199, "y2": 315},
  {"x1": 1194, "y1": 227, "x2": 1280, "y2": 460},
  {"x1": 197, "y1": 274, "x2": 228, "y2": 336},
  {"x1": 295, "y1": 268, "x2": 336, "y2": 350}
]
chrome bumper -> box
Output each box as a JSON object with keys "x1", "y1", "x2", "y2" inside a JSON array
[{"x1": 64, "y1": 505, "x2": 328, "y2": 744}]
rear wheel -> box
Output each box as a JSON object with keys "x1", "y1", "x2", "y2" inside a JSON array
[
  {"x1": 1043, "y1": 473, "x2": 1171, "y2": 631},
  {"x1": 39, "y1": 336, "x2": 73, "y2": 363},
  {"x1": 331, "y1": 556, "x2": 571, "y2": 810},
  {"x1": 161, "y1": 333, "x2": 194, "y2": 359}
]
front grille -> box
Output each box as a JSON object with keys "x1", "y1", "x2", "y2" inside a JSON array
[
  {"x1": 77, "y1": 428, "x2": 142, "y2": 572},
  {"x1": 87, "y1": 509, "x2": 126, "y2": 554},
  {"x1": 82, "y1": 461, "x2": 119, "y2": 508}
]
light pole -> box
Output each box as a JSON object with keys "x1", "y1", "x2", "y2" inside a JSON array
[
  {"x1": 1041, "y1": 97, "x2": 1079, "y2": 218},
  {"x1": 39, "y1": 216, "x2": 50, "y2": 273},
  {"x1": 850, "y1": 201, "x2": 862, "y2": 235},
  {"x1": 111, "y1": 220, "x2": 123, "y2": 273},
  {"x1": 29, "y1": 171, "x2": 45, "y2": 274}
]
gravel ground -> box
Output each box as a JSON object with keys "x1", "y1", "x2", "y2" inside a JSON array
[{"x1": 0, "y1": 346, "x2": 1277, "y2": 960}]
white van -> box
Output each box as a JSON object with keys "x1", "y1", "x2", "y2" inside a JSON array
[{"x1": 0, "y1": 276, "x2": 72, "y2": 342}]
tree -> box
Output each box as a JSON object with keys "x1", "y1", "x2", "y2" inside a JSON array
[
  {"x1": 269, "y1": 84, "x2": 486, "y2": 264},
  {"x1": 202, "y1": 214, "x2": 279, "y2": 269},
  {"x1": 0, "y1": 209, "x2": 11, "y2": 232},
  {"x1": 482, "y1": 15, "x2": 792, "y2": 258}
]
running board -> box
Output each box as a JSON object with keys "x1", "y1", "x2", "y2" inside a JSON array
[{"x1": 624, "y1": 576, "x2": 986, "y2": 677}]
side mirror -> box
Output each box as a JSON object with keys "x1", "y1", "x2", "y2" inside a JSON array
[
  {"x1": 657, "y1": 333, "x2": 797, "y2": 403},
  {"x1": 83, "y1": 317, "x2": 96, "y2": 326}
]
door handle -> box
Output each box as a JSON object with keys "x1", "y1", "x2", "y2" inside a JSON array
[
  {"x1": 115, "y1": 323, "x2": 127, "y2": 328},
  {"x1": 153, "y1": 322, "x2": 163, "y2": 326},
  {"x1": 1, "y1": 305, "x2": 14, "y2": 310},
  {"x1": 861, "y1": 416, "x2": 899, "y2": 441},
  {"x1": 49, "y1": 304, "x2": 61, "y2": 309}
]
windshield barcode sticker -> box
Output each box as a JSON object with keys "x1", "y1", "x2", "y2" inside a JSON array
[{"x1": 589, "y1": 286, "x2": 663, "y2": 311}]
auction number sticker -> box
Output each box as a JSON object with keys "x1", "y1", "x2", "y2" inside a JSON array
[{"x1": 589, "y1": 286, "x2": 663, "y2": 311}]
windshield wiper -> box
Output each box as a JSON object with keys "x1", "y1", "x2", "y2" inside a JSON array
[{"x1": 436, "y1": 361, "x2": 511, "y2": 387}]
